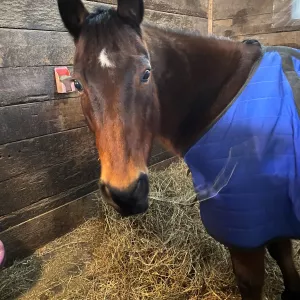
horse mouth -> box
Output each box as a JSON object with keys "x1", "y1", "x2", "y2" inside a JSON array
[{"x1": 99, "y1": 174, "x2": 150, "y2": 217}]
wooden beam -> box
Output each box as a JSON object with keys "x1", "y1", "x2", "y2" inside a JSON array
[
  {"x1": 90, "y1": 0, "x2": 208, "y2": 18},
  {"x1": 213, "y1": 0, "x2": 273, "y2": 20},
  {"x1": 0, "y1": 98, "x2": 86, "y2": 144},
  {"x1": 0, "y1": 0, "x2": 207, "y2": 32},
  {"x1": 144, "y1": 10, "x2": 208, "y2": 33},
  {"x1": 0, "y1": 192, "x2": 101, "y2": 266},
  {"x1": 213, "y1": 13, "x2": 300, "y2": 38},
  {"x1": 0, "y1": 156, "x2": 99, "y2": 216},
  {"x1": 0, "y1": 180, "x2": 99, "y2": 231},
  {"x1": 0, "y1": 28, "x2": 74, "y2": 68},
  {"x1": 0, "y1": 66, "x2": 77, "y2": 107},
  {"x1": 0, "y1": 127, "x2": 96, "y2": 182},
  {"x1": 148, "y1": 150, "x2": 174, "y2": 166}
]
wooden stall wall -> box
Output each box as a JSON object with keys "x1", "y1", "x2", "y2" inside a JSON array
[
  {"x1": 213, "y1": 0, "x2": 300, "y2": 47},
  {"x1": 0, "y1": 0, "x2": 208, "y2": 264}
]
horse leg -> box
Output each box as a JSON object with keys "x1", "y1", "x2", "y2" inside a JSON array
[
  {"x1": 229, "y1": 247, "x2": 265, "y2": 300},
  {"x1": 267, "y1": 239, "x2": 300, "y2": 300}
]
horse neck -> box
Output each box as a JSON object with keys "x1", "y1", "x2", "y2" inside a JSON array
[{"x1": 143, "y1": 25, "x2": 262, "y2": 156}]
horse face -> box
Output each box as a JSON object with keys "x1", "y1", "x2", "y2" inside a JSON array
[{"x1": 57, "y1": 0, "x2": 159, "y2": 216}]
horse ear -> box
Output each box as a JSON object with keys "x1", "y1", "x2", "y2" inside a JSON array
[
  {"x1": 117, "y1": 0, "x2": 144, "y2": 26},
  {"x1": 57, "y1": 0, "x2": 89, "y2": 41}
]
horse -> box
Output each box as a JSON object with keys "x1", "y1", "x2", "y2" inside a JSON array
[{"x1": 57, "y1": 1, "x2": 300, "y2": 299}]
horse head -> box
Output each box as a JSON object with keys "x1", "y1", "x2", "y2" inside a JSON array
[{"x1": 58, "y1": 0, "x2": 159, "y2": 216}]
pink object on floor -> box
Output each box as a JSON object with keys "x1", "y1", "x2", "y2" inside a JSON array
[{"x1": 0, "y1": 240, "x2": 5, "y2": 267}]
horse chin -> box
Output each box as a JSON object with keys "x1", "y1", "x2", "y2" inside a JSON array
[{"x1": 118, "y1": 200, "x2": 149, "y2": 218}]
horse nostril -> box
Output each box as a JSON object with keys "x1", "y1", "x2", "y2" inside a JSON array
[
  {"x1": 133, "y1": 173, "x2": 149, "y2": 199},
  {"x1": 100, "y1": 182, "x2": 111, "y2": 199}
]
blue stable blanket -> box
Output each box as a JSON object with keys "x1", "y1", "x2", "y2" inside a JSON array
[{"x1": 184, "y1": 46, "x2": 300, "y2": 249}]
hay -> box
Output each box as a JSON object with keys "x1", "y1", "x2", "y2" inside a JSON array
[{"x1": 0, "y1": 160, "x2": 299, "y2": 300}]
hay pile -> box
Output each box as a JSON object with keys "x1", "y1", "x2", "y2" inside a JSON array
[{"x1": 0, "y1": 160, "x2": 299, "y2": 300}]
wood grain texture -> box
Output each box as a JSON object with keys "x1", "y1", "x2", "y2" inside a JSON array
[
  {"x1": 0, "y1": 28, "x2": 74, "y2": 68},
  {"x1": 145, "y1": 10, "x2": 208, "y2": 34},
  {"x1": 0, "y1": 192, "x2": 101, "y2": 266},
  {"x1": 0, "y1": 147, "x2": 173, "y2": 230},
  {"x1": 0, "y1": 155, "x2": 99, "y2": 216},
  {"x1": 212, "y1": 0, "x2": 300, "y2": 39},
  {"x1": 213, "y1": 14, "x2": 273, "y2": 37},
  {"x1": 0, "y1": 0, "x2": 70, "y2": 31},
  {"x1": 0, "y1": 66, "x2": 78, "y2": 107},
  {"x1": 0, "y1": 127, "x2": 96, "y2": 182},
  {"x1": 92, "y1": 0, "x2": 208, "y2": 18},
  {"x1": 0, "y1": 127, "x2": 170, "y2": 181},
  {"x1": 0, "y1": 137, "x2": 171, "y2": 214},
  {"x1": 88, "y1": 2, "x2": 208, "y2": 33},
  {"x1": 213, "y1": 0, "x2": 273, "y2": 20},
  {"x1": 148, "y1": 149, "x2": 174, "y2": 166},
  {"x1": 213, "y1": 13, "x2": 300, "y2": 38},
  {"x1": 0, "y1": 98, "x2": 86, "y2": 145},
  {"x1": 0, "y1": 181, "x2": 99, "y2": 231},
  {"x1": 0, "y1": 0, "x2": 207, "y2": 32}
]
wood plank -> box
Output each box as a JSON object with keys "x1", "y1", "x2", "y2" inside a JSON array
[
  {"x1": 213, "y1": 0, "x2": 273, "y2": 20},
  {"x1": 0, "y1": 66, "x2": 78, "y2": 107},
  {"x1": 234, "y1": 31, "x2": 300, "y2": 48},
  {"x1": 88, "y1": 2, "x2": 208, "y2": 33},
  {"x1": 0, "y1": 192, "x2": 101, "y2": 266},
  {"x1": 92, "y1": 0, "x2": 208, "y2": 18},
  {"x1": 0, "y1": 140, "x2": 171, "y2": 216},
  {"x1": 0, "y1": 127, "x2": 170, "y2": 182},
  {"x1": 89, "y1": 1, "x2": 207, "y2": 34},
  {"x1": 0, "y1": 28, "x2": 74, "y2": 68},
  {"x1": 0, "y1": 156, "x2": 99, "y2": 216},
  {"x1": 0, "y1": 98, "x2": 86, "y2": 145},
  {"x1": 144, "y1": 0, "x2": 208, "y2": 18},
  {"x1": 213, "y1": 14, "x2": 300, "y2": 38},
  {"x1": 0, "y1": 0, "x2": 72, "y2": 31},
  {"x1": 0, "y1": 180, "x2": 99, "y2": 231},
  {"x1": 0, "y1": 0, "x2": 110, "y2": 31},
  {"x1": 0, "y1": 142, "x2": 171, "y2": 229},
  {"x1": 144, "y1": 10, "x2": 208, "y2": 33},
  {"x1": 0, "y1": 127, "x2": 96, "y2": 182},
  {"x1": 148, "y1": 150, "x2": 174, "y2": 166},
  {"x1": 213, "y1": 14, "x2": 273, "y2": 37},
  {"x1": 0, "y1": 0, "x2": 207, "y2": 32}
]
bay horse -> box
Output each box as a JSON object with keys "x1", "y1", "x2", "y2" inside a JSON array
[{"x1": 57, "y1": 0, "x2": 300, "y2": 299}]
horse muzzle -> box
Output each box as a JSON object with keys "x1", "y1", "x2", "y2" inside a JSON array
[{"x1": 100, "y1": 173, "x2": 149, "y2": 217}]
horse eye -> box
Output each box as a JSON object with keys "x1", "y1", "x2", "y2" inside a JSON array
[
  {"x1": 141, "y1": 69, "x2": 151, "y2": 83},
  {"x1": 74, "y1": 79, "x2": 83, "y2": 91}
]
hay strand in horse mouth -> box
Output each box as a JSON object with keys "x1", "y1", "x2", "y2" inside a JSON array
[{"x1": 0, "y1": 160, "x2": 298, "y2": 299}]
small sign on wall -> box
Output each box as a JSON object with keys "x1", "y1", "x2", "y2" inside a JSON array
[{"x1": 54, "y1": 67, "x2": 76, "y2": 94}]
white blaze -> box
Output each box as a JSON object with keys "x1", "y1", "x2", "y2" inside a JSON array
[{"x1": 99, "y1": 48, "x2": 115, "y2": 68}]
